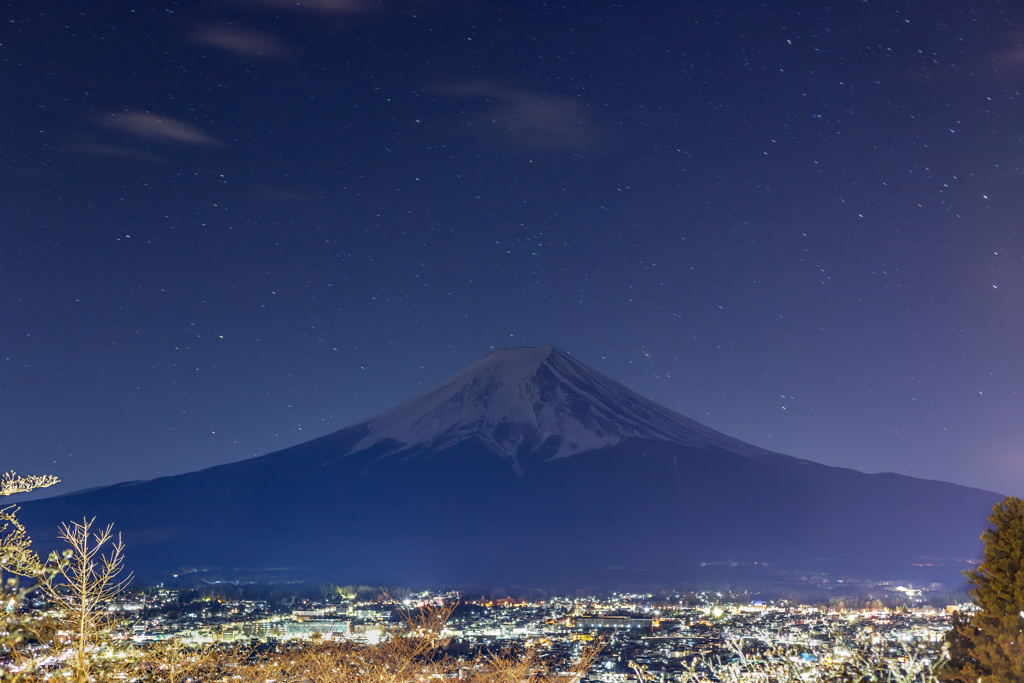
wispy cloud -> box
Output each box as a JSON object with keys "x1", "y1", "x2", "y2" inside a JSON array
[
  {"x1": 93, "y1": 112, "x2": 221, "y2": 146},
  {"x1": 914, "y1": 32, "x2": 1024, "y2": 84},
  {"x1": 995, "y1": 34, "x2": 1024, "y2": 69},
  {"x1": 64, "y1": 143, "x2": 166, "y2": 163},
  {"x1": 192, "y1": 25, "x2": 288, "y2": 57},
  {"x1": 434, "y1": 79, "x2": 592, "y2": 148},
  {"x1": 241, "y1": 0, "x2": 370, "y2": 13}
]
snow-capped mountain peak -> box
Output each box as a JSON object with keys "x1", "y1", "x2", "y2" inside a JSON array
[{"x1": 350, "y1": 345, "x2": 775, "y2": 466}]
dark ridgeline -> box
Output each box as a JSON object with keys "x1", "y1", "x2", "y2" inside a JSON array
[{"x1": 18, "y1": 346, "x2": 1001, "y2": 586}]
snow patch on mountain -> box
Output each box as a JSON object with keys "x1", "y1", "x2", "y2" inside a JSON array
[{"x1": 350, "y1": 346, "x2": 781, "y2": 467}]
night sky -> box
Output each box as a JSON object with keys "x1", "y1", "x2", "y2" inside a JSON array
[{"x1": 3, "y1": 0, "x2": 1022, "y2": 500}]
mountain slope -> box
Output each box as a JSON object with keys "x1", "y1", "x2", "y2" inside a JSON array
[
  {"x1": 348, "y1": 346, "x2": 778, "y2": 467},
  {"x1": 18, "y1": 346, "x2": 1002, "y2": 586}
]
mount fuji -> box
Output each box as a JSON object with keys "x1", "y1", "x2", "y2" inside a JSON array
[
  {"x1": 351, "y1": 345, "x2": 780, "y2": 467},
  {"x1": 18, "y1": 346, "x2": 1001, "y2": 586}
]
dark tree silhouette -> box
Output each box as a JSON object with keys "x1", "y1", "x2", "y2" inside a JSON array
[{"x1": 944, "y1": 497, "x2": 1024, "y2": 683}]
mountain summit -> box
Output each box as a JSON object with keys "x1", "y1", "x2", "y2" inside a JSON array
[
  {"x1": 351, "y1": 346, "x2": 774, "y2": 468},
  {"x1": 20, "y1": 346, "x2": 1001, "y2": 587}
]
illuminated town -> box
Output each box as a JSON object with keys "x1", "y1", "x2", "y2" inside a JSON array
[{"x1": 35, "y1": 584, "x2": 958, "y2": 680}]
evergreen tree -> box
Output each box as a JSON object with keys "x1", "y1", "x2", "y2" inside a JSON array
[{"x1": 944, "y1": 497, "x2": 1024, "y2": 683}]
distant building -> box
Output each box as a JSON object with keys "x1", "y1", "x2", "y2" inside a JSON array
[
  {"x1": 574, "y1": 616, "x2": 653, "y2": 630},
  {"x1": 293, "y1": 608, "x2": 336, "y2": 619},
  {"x1": 107, "y1": 601, "x2": 144, "y2": 612}
]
